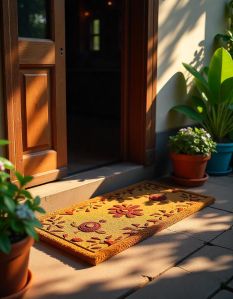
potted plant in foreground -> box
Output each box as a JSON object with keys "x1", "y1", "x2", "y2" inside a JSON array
[
  {"x1": 171, "y1": 47, "x2": 233, "y2": 175},
  {"x1": 169, "y1": 127, "x2": 216, "y2": 186},
  {"x1": 0, "y1": 140, "x2": 45, "y2": 298}
]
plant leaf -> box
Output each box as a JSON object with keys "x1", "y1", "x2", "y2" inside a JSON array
[
  {"x1": 0, "y1": 140, "x2": 9, "y2": 146},
  {"x1": 208, "y1": 48, "x2": 233, "y2": 103},
  {"x1": 24, "y1": 224, "x2": 38, "y2": 240},
  {"x1": 220, "y1": 77, "x2": 233, "y2": 103},
  {"x1": 3, "y1": 196, "x2": 16, "y2": 213},
  {"x1": 15, "y1": 172, "x2": 33, "y2": 187},
  {"x1": 183, "y1": 63, "x2": 209, "y2": 94},
  {"x1": 0, "y1": 157, "x2": 14, "y2": 170},
  {"x1": 172, "y1": 105, "x2": 205, "y2": 122},
  {"x1": 0, "y1": 234, "x2": 11, "y2": 254}
]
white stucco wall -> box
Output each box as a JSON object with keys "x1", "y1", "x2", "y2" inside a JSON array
[{"x1": 156, "y1": 0, "x2": 227, "y2": 133}]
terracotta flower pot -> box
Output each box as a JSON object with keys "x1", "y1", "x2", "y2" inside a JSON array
[
  {"x1": 170, "y1": 152, "x2": 211, "y2": 179},
  {"x1": 0, "y1": 236, "x2": 34, "y2": 297}
]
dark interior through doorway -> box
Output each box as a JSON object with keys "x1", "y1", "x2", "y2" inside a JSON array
[{"x1": 65, "y1": 0, "x2": 123, "y2": 174}]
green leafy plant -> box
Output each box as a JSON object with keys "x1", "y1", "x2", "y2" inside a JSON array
[
  {"x1": 169, "y1": 127, "x2": 216, "y2": 155},
  {"x1": 0, "y1": 140, "x2": 45, "y2": 254},
  {"x1": 215, "y1": 0, "x2": 233, "y2": 57},
  {"x1": 171, "y1": 47, "x2": 233, "y2": 142}
]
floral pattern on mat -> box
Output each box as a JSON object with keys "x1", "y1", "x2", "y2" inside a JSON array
[
  {"x1": 39, "y1": 182, "x2": 213, "y2": 256},
  {"x1": 108, "y1": 204, "x2": 144, "y2": 218}
]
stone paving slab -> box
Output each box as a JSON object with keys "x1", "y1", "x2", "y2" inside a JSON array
[
  {"x1": 211, "y1": 290, "x2": 233, "y2": 299},
  {"x1": 212, "y1": 229, "x2": 233, "y2": 251},
  {"x1": 178, "y1": 245, "x2": 233, "y2": 284},
  {"x1": 189, "y1": 180, "x2": 233, "y2": 213},
  {"x1": 206, "y1": 175, "x2": 233, "y2": 188},
  {"x1": 26, "y1": 242, "x2": 149, "y2": 299},
  {"x1": 26, "y1": 228, "x2": 203, "y2": 299},
  {"x1": 167, "y1": 207, "x2": 232, "y2": 242},
  {"x1": 127, "y1": 229, "x2": 203, "y2": 278},
  {"x1": 126, "y1": 266, "x2": 218, "y2": 299},
  {"x1": 227, "y1": 278, "x2": 233, "y2": 288}
]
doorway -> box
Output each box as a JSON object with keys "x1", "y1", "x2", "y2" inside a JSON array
[{"x1": 65, "y1": 0, "x2": 123, "y2": 173}]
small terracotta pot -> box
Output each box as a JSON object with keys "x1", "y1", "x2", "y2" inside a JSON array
[
  {"x1": 170, "y1": 152, "x2": 211, "y2": 179},
  {"x1": 0, "y1": 236, "x2": 34, "y2": 297}
]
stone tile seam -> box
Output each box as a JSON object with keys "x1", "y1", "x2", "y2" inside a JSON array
[
  {"x1": 166, "y1": 226, "x2": 232, "y2": 244},
  {"x1": 115, "y1": 277, "x2": 150, "y2": 299},
  {"x1": 120, "y1": 247, "x2": 205, "y2": 299},
  {"x1": 209, "y1": 205, "x2": 233, "y2": 214},
  {"x1": 208, "y1": 276, "x2": 233, "y2": 298}
]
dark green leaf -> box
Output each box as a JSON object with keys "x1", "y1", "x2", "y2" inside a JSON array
[
  {"x1": 20, "y1": 190, "x2": 32, "y2": 199},
  {"x1": 34, "y1": 196, "x2": 41, "y2": 206},
  {"x1": 3, "y1": 196, "x2": 16, "y2": 213},
  {"x1": 0, "y1": 234, "x2": 11, "y2": 254},
  {"x1": 15, "y1": 172, "x2": 33, "y2": 187},
  {"x1": 24, "y1": 224, "x2": 38, "y2": 240},
  {"x1": 35, "y1": 207, "x2": 45, "y2": 214},
  {"x1": 10, "y1": 219, "x2": 24, "y2": 233}
]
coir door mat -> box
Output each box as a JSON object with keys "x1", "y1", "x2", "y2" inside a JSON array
[{"x1": 37, "y1": 181, "x2": 214, "y2": 265}]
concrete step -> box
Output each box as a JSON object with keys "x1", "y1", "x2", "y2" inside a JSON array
[{"x1": 29, "y1": 162, "x2": 155, "y2": 213}]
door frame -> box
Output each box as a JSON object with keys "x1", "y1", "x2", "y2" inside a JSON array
[
  {"x1": 121, "y1": 0, "x2": 158, "y2": 165},
  {"x1": 0, "y1": 0, "x2": 158, "y2": 184}
]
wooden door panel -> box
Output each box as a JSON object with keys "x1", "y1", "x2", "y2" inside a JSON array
[
  {"x1": 18, "y1": 39, "x2": 55, "y2": 65},
  {"x1": 23, "y1": 150, "x2": 57, "y2": 176},
  {"x1": 20, "y1": 69, "x2": 51, "y2": 150}
]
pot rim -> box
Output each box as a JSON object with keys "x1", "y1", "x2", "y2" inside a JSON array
[{"x1": 170, "y1": 152, "x2": 211, "y2": 160}]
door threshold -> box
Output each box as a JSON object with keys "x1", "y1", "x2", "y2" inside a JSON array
[{"x1": 29, "y1": 162, "x2": 155, "y2": 213}]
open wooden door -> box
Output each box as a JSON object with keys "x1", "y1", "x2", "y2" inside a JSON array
[{"x1": 1, "y1": 0, "x2": 67, "y2": 187}]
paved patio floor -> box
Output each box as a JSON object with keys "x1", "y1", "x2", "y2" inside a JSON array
[{"x1": 26, "y1": 175, "x2": 233, "y2": 299}]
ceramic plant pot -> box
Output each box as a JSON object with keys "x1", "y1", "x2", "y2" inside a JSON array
[
  {"x1": 0, "y1": 236, "x2": 34, "y2": 297},
  {"x1": 170, "y1": 152, "x2": 211, "y2": 180},
  {"x1": 207, "y1": 142, "x2": 233, "y2": 175}
]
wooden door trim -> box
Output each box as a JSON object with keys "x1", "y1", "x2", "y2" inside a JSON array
[
  {"x1": 53, "y1": 0, "x2": 67, "y2": 169},
  {"x1": 122, "y1": 0, "x2": 158, "y2": 165},
  {"x1": 0, "y1": 0, "x2": 23, "y2": 175}
]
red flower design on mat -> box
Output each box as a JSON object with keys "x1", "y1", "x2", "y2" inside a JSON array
[
  {"x1": 108, "y1": 204, "x2": 143, "y2": 218},
  {"x1": 149, "y1": 193, "x2": 167, "y2": 201},
  {"x1": 78, "y1": 222, "x2": 101, "y2": 232}
]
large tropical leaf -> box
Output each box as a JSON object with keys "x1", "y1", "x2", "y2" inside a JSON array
[
  {"x1": 220, "y1": 77, "x2": 233, "y2": 103},
  {"x1": 171, "y1": 105, "x2": 205, "y2": 123},
  {"x1": 208, "y1": 48, "x2": 233, "y2": 103},
  {"x1": 191, "y1": 96, "x2": 207, "y2": 114},
  {"x1": 183, "y1": 63, "x2": 209, "y2": 91}
]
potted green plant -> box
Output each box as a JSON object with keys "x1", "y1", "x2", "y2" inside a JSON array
[
  {"x1": 171, "y1": 47, "x2": 233, "y2": 175},
  {"x1": 169, "y1": 127, "x2": 216, "y2": 186},
  {"x1": 215, "y1": 0, "x2": 233, "y2": 58},
  {"x1": 0, "y1": 140, "x2": 45, "y2": 298}
]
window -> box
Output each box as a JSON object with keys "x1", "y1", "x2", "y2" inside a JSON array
[
  {"x1": 18, "y1": 0, "x2": 50, "y2": 39},
  {"x1": 90, "y1": 19, "x2": 100, "y2": 51}
]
